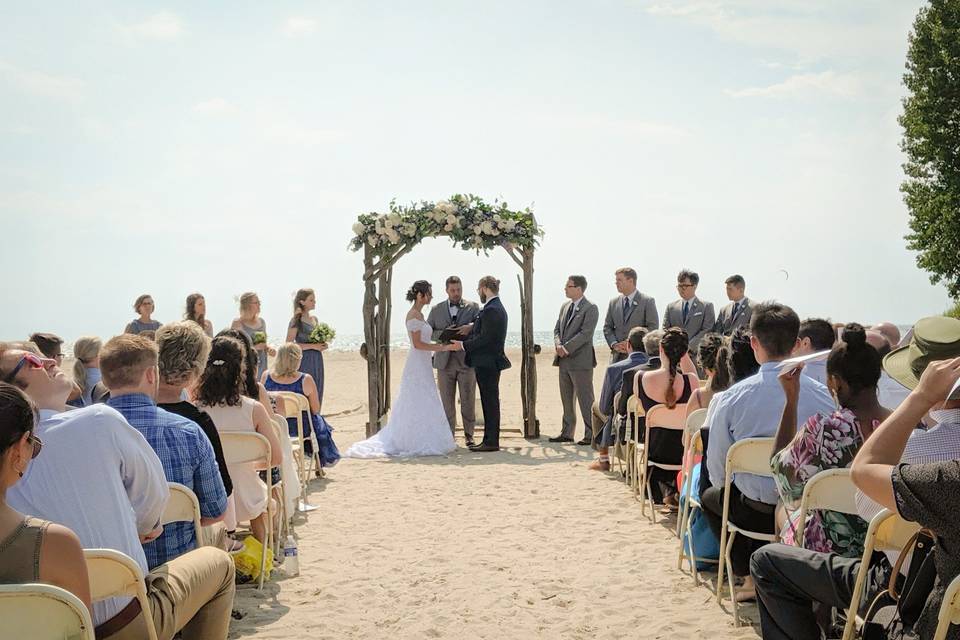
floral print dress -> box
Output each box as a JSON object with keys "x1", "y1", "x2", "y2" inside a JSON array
[{"x1": 771, "y1": 408, "x2": 875, "y2": 557}]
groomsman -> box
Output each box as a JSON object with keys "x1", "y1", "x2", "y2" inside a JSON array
[
  {"x1": 427, "y1": 275, "x2": 480, "y2": 446},
  {"x1": 713, "y1": 274, "x2": 753, "y2": 336},
  {"x1": 602, "y1": 267, "x2": 659, "y2": 364},
  {"x1": 663, "y1": 268, "x2": 715, "y2": 353},
  {"x1": 551, "y1": 275, "x2": 599, "y2": 445}
]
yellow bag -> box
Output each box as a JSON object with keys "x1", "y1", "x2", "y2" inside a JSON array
[{"x1": 233, "y1": 536, "x2": 271, "y2": 583}]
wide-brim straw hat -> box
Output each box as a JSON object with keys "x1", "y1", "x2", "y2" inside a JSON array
[{"x1": 882, "y1": 316, "x2": 960, "y2": 390}]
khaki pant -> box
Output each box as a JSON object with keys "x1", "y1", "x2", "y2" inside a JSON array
[
  {"x1": 558, "y1": 367, "x2": 595, "y2": 440},
  {"x1": 437, "y1": 365, "x2": 477, "y2": 438},
  {"x1": 590, "y1": 402, "x2": 608, "y2": 448},
  {"x1": 110, "y1": 546, "x2": 235, "y2": 640}
]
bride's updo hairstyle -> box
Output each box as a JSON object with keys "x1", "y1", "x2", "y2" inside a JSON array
[{"x1": 406, "y1": 281, "x2": 432, "y2": 302}]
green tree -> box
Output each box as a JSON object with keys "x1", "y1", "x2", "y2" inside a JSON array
[{"x1": 901, "y1": 0, "x2": 960, "y2": 297}]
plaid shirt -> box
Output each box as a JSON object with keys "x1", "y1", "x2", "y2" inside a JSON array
[{"x1": 107, "y1": 393, "x2": 227, "y2": 569}]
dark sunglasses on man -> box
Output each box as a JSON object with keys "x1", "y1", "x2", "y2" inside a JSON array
[{"x1": 2, "y1": 353, "x2": 53, "y2": 383}]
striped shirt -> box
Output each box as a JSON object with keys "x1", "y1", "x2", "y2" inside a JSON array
[{"x1": 107, "y1": 393, "x2": 227, "y2": 569}]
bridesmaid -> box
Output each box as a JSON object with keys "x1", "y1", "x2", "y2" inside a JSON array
[
  {"x1": 124, "y1": 294, "x2": 161, "y2": 335},
  {"x1": 231, "y1": 291, "x2": 275, "y2": 380},
  {"x1": 185, "y1": 292, "x2": 214, "y2": 337},
  {"x1": 286, "y1": 288, "x2": 327, "y2": 410}
]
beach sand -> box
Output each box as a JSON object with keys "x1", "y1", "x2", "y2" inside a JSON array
[{"x1": 228, "y1": 349, "x2": 763, "y2": 639}]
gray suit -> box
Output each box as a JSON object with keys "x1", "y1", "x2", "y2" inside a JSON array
[
  {"x1": 427, "y1": 299, "x2": 480, "y2": 439},
  {"x1": 553, "y1": 297, "x2": 598, "y2": 440},
  {"x1": 714, "y1": 297, "x2": 753, "y2": 336},
  {"x1": 662, "y1": 296, "x2": 716, "y2": 353},
  {"x1": 602, "y1": 291, "x2": 659, "y2": 363}
]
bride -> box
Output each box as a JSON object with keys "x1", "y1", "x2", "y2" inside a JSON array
[{"x1": 346, "y1": 280, "x2": 460, "y2": 458}]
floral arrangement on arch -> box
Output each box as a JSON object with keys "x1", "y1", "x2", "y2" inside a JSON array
[{"x1": 349, "y1": 194, "x2": 543, "y2": 257}]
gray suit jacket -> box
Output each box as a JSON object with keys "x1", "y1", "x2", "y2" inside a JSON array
[
  {"x1": 427, "y1": 299, "x2": 480, "y2": 370},
  {"x1": 714, "y1": 297, "x2": 753, "y2": 336},
  {"x1": 662, "y1": 296, "x2": 716, "y2": 353},
  {"x1": 602, "y1": 292, "x2": 659, "y2": 363},
  {"x1": 553, "y1": 297, "x2": 599, "y2": 370}
]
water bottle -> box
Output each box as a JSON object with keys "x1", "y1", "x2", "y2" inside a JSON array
[{"x1": 284, "y1": 535, "x2": 299, "y2": 576}]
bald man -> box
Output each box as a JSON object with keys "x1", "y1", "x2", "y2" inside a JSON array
[{"x1": 872, "y1": 322, "x2": 901, "y2": 349}]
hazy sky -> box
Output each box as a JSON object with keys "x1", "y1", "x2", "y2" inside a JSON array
[{"x1": 0, "y1": 1, "x2": 947, "y2": 344}]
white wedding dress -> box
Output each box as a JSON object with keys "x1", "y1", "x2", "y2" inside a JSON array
[{"x1": 346, "y1": 318, "x2": 457, "y2": 458}]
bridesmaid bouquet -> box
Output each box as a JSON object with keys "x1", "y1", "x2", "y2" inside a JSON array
[
  {"x1": 252, "y1": 331, "x2": 267, "y2": 345},
  {"x1": 308, "y1": 323, "x2": 336, "y2": 344}
]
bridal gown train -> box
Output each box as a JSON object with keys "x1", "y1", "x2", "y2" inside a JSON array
[{"x1": 346, "y1": 318, "x2": 456, "y2": 458}]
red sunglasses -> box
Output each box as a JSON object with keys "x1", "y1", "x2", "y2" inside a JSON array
[{"x1": 3, "y1": 353, "x2": 50, "y2": 383}]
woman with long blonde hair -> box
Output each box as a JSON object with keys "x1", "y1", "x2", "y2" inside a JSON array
[
  {"x1": 70, "y1": 336, "x2": 102, "y2": 407},
  {"x1": 230, "y1": 292, "x2": 274, "y2": 379},
  {"x1": 286, "y1": 288, "x2": 328, "y2": 409}
]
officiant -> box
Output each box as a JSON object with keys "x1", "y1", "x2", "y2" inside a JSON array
[{"x1": 427, "y1": 275, "x2": 481, "y2": 446}]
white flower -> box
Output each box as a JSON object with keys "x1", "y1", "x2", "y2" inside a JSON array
[
  {"x1": 403, "y1": 223, "x2": 416, "y2": 236},
  {"x1": 492, "y1": 214, "x2": 502, "y2": 223},
  {"x1": 472, "y1": 224, "x2": 482, "y2": 234},
  {"x1": 503, "y1": 219, "x2": 517, "y2": 232},
  {"x1": 443, "y1": 222, "x2": 454, "y2": 232},
  {"x1": 352, "y1": 222, "x2": 366, "y2": 236},
  {"x1": 446, "y1": 214, "x2": 459, "y2": 227},
  {"x1": 382, "y1": 216, "x2": 394, "y2": 229},
  {"x1": 480, "y1": 221, "x2": 495, "y2": 235},
  {"x1": 388, "y1": 213, "x2": 402, "y2": 227},
  {"x1": 386, "y1": 229, "x2": 400, "y2": 243},
  {"x1": 368, "y1": 236, "x2": 379, "y2": 247}
]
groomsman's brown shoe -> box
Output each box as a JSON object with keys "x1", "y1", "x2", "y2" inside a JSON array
[{"x1": 464, "y1": 437, "x2": 475, "y2": 447}]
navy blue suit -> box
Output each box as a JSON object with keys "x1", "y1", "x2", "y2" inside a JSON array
[{"x1": 463, "y1": 296, "x2": 510, "y2": 447}]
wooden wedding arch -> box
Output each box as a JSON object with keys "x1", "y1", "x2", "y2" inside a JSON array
[{"x1": 350, "y1": 195, "x2": 544, "y2": 439}]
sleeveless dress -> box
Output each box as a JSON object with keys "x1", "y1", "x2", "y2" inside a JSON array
[
  {"x1": 346, "y1": 319, "x2": 456, "y2": 458},
  {"x1": 0, "y1": 517, "x2": 51, "y2": 584},
  {"x1": 237, "y1": 319, "x2": 268, "y2": 380},
  {"x1": 637, "y1": 372, "x2": 694, "y2": 500},
  {"x1": 263, "y1": 373, "x2": 341, "y2": 467},
  {"x1": 198, "y1": 397, "x2": 268, "y2": 530},
  {"x1": 289, "y1": 317, "x2": 325, "y2": 406}
]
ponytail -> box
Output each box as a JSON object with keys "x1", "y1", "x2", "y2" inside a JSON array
[{"x1": 660, "y1": 327, "x2": 689, "y2": 409}]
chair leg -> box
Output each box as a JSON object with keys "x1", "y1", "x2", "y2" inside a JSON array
[
  {"x1": 727, "y1": 530, "x2": 739, "y2": 626},
  {"x1": 646, "y1": 470, "x2": 657, "y2": 524},
  {"x1": 677, "y1": 495, "x2": 691, "y2": 570},
  {"x1": 687, "y1": 516, "x2": 700, "y2": 587}
]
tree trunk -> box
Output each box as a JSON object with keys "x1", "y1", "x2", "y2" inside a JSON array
[
  {"x1": 522, "y1": 250, "x2": 539, "y2": 438},
  {"x1": 363, "y1": 248, "x2": 381, "y2": 437}
]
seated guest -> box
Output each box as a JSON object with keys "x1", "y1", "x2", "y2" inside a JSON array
[
  {"x1": 185, "y1": 293, "x2": 214, "y2": 338},
  {"x1": 155, "y1": 322, "x2": 233, "y2": 499},
  {"x1": 615, "y1": 329, "x2": 664, "y2": 428},
  {"x1": 101, "y1": 333, "x2": 229, "y2": 569},
  {"x1": 685, "y1": 333, "x2": 729, "y2": 416},
  {"x1": 68, "y1": 336, "x2": 101, "y2": 407},
  {"x1": 587, "y1": 327, "x2": 648, "y2": 471},
  {"x1": 633, "y1": 328, "x2": 700, "y2": 506},
  {"x1": 216, "y1": 329, "x2": 276, "y2": 411},
  {"x1": 770, "y1": 323, "x2": 889, "y2": 556},
  {"x1": 124, "y1": 294, "x2": 161, "y2": 335},
  {"x1": 0, "y1": 341, "x2": 235, "y2": 638},
  {"x1": 702, "y1": 302, "x2": 835, "y2": 601},
  {"x1": 871, "y1": 321, "x2": 902, "y2": 349},
  {"x1": 30, "y1": 333, "x2": 82, "y2": 404},
  {"x1": 196, "y1": 337, "x2": 282, "y2": 546},
  {"x1": 262, "y1": 342, "x2": 341, "y2": 468},
  {"x1": 0, "y1": 382, "x2": 92, "y2": 617},
  {"x1": 752, "y1": 316, "x2": 960, "y2": 640},
  {"x1": 795, "y1": 318, "x2": 836, "y2": 386}
]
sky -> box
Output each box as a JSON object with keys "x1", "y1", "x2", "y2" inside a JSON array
[{"x1": 0, "y1": 0, "x2": 948, "y2": 345}]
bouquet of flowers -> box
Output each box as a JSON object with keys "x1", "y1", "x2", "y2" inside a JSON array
[
  {"x1": 251, "y1": 331, "x2": 267, "y2": 345},
  {"x1": 308, "y1": 323, "x2": 336, "y2": 345}
]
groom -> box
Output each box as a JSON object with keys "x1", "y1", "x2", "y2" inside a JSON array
[{"x1": 454, "y1": 275, "x2": 510, "y2": 452}]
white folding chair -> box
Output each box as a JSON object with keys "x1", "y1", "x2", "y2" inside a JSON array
[
  {"x1": 0, "y1": 583, "x2": 94, "y2": 640},
  {"x1": 162, "y1": 482, "x2": 203, "y2": 549},
  {"x1": 85, "y1": 548, "x2": 158, "y2": 640},
  {"x1": 677, "y1": 409, "x2": 715, "y2": 583},
  {"x1": 795, "y1": 468, "x2": 861, "y2": 549},
  {"x1": 841, "y1": 509, "x2": 923, "y2": 640},
  {"x1": 276, "y1": 392, "x2": 323, "y2": 501},
  {"x1": 220, "y1": 431, "x2": 273, "y2": 589},
  {"x1": 269, "y1": 415, "x2": 292, "y2": 558},
  {"x1": 636, "y1": 403, "x2": 687, "y2": 523},
  {"x1": 716, "y1": 437, "x2": 779, "y2": 626},
  {"x1": 610, "y1": 394, "x2": 632, "y2": 479},
  {"x1": 934, "y1": 573, "x2": 960, "y2": 640}
]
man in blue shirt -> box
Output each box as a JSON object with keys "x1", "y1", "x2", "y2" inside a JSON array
[
  {"x1": 701, "y1": 302, "x2": 835, "y2": 592},
  {"x1": 101, "y1": 334, "x2": 227, "y2": 569}
]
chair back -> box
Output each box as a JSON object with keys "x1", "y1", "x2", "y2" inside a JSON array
[
  {"x1": 220, "y1": 431, "x2": 272, "y2": 469},
  {"x1": 645, "y1": 404, "x2": 687, "y2": 431},
  {"x1": 161, "y1": 482, "x2": 203, "y2": 547},
  {"x1": 85, "y1": 549, "x2": 158, "y2": 640},
  {"x1": 795, "y1": 468, "x2": 859, "y2": 548},
  {"x1": 935, "y1": 573, "x2": 960, "y2": 640},
  {"x1": 724, "y1": 437, "x2": 776, "y2": 480},
  {"x1": 685, "y1": 408, "x2": 707, "y2": 436},
  {"x1": 276, "y1": 391, "x2": 309, "y2": 413},
  {"x1": 0, "y1": 583, "x2": 94, "y2": 640}
]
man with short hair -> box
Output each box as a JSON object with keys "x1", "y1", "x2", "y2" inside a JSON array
[
  {"x1": 602, "y1": 267, "x2": 659, "y2": 363},
  {"x1": 588, "y1": 326, "x2": 649, "y2": 471},
  {"x1": 701, "y1": 302, "x2": 835, "y2": 595},
  {"x1": 102, "y1": 334, "x2": 228, "y2": 568},
  {"x1": 28, "y1": 332, "x2": 84, "y2": 403},
  {"x1": 551, "y1": 275, "x2": 599, "y2": 445},
  {"x1": 427, "y1": 275, "x2": 480, "y2": 446},
  {"x1": 714, "y1": 275, "x2": 753, "y2": 336},
  {"x1": 663, "y1": 269, "x2": 715, "y2": 353},
  {"x1": 0, "y1": 341, "x2": 236, "y2": 639},
  {"x1": 794, "y1": 318, "x2": 836, "y2": 386}
]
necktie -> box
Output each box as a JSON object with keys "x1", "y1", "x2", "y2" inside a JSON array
[
  {"x1": 682, "y1": 301, "x2": 689, "y2": 323},
  {"x1": 565, "y1": 303, "x2": 576, "y2": 327},
  {"x1": 622, "y1": 296, "x2": 630, "y2": 318},
  {"x1": 731, "y1": 302, "x2": 740, "y2": 320}
]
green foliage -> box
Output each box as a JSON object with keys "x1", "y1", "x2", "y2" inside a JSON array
[
  {"x1": 349, "y1": 194, "x2": 543, "y2": 258},
  {"x1": 901, "y1": 0, "x2": 960, "y2": 297},
  {"x1": 307, "y1": 322, "x2": 336, "y2": 344},
  {"x1": 251, "y1": 331, "x2": 267, "y2": 345},
  {"x1": 945, "y1": 300, "x2": 960, "y2": 319}
]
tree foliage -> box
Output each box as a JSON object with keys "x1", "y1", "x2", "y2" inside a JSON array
[{"x1": 901, "y1": 0, "x2": 960, "y2": 297}]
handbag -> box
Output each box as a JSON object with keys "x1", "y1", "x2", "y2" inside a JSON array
[{"x1": 861, "y1": 528, "x2": 936, "y2": 640}]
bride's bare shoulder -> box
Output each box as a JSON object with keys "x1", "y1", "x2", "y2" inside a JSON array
[{"x1": 406, "y1": 310, "x2": 424, "y2": 323}]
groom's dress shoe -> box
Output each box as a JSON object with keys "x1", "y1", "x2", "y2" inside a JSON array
[
  {"x1": 548, "y1": 436, "x2": 574, "y2": 443},
  {"x1": 470, "y1": 444, "x2": 500, "y2": 452}
]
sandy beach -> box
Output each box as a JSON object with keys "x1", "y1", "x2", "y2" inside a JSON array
[{"x1": 227, "y1": 348, "x2": 762, "y2": 639}]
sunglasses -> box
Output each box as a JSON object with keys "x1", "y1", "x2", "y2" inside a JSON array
[
  {"x1": 27, "y1": 434, "x2": 42, "y2": 459},
  {"x1": 3, "y1": 353, "x2": 50, "y2": 383}
]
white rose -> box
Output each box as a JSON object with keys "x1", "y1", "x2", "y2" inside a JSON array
[
  {"x1": 368, "y1": 236, "x2": 379, "y2": 247},
  {"x1": 446, "y1": 214, "x2": 459, "y2": 227},
  {"x1": 504, "y1": 220, "x2": 517, "y2": 232},
  {"x1": 472, "y1": 224, "x2": 482, "y2": 234},
  {"x1": 492, "y1": 214, "x2": 502, "y2": 223},
  {"x1": 403, "y1": 223, "x2": 416, "y2": 236},
  {"x1": 352, "y1": 222, "x2": 366, "y2": 236},
  {"x1": 480, "y1": 221, "x2": 495, "y2": 235},
  {"x1": 443, "y1": 222, "x2": 454, "y2": 232}
]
